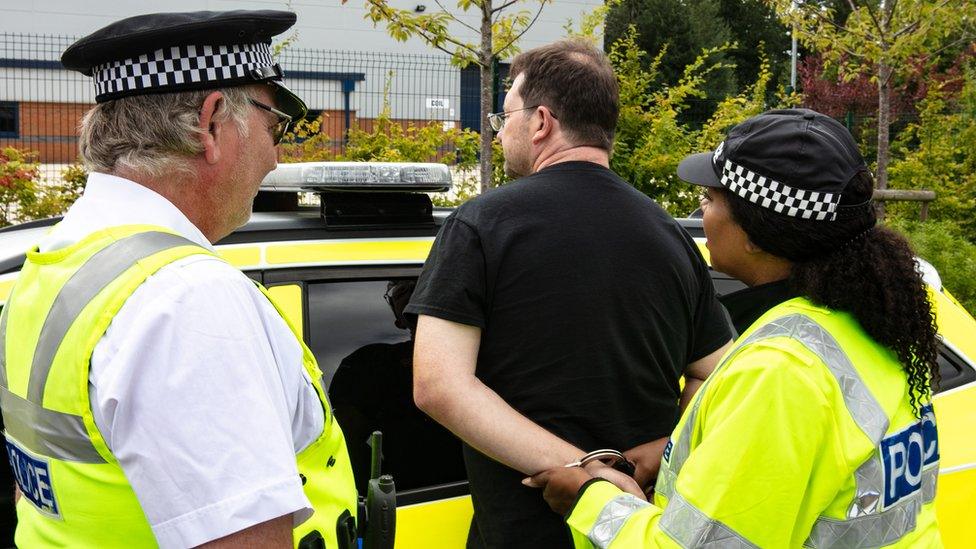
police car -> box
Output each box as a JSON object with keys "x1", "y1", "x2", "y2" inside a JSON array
[{"x1": 0, "y1": 162, "x2": 973, "y2": 548}]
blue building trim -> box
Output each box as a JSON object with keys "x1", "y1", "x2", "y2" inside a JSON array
[
  {"x1": 0, "y1": 58, "x2": 365, "y2": 137},
  {"x1": 0, "y1": 59, "x2": 62, "y2": 70},
  {"x1": 0, "y1": 58, "x2": 365, "y2": 83}
]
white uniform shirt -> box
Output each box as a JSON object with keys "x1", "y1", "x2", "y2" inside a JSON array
[{"x1": 37, "y1": 173, "x2": 324, "y2": 549}]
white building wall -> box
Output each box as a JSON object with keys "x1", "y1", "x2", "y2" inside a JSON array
[
  {"x1": 0, "y1": 1, "x2": 602, "y2": 57},
  {"x1": 0, "y1": 0, "x2": 604, "y2": 166}
]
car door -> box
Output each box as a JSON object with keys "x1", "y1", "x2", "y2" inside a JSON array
[{"x1": 254, "y1": 265, "x2": 472, "y2": 549}]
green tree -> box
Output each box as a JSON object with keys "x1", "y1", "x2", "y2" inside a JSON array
[
  {"x1": 342, "y1": 0, "x2": 552, "y2": 193},
  {"x1": 888, "y1": 56, "x2": 976, "y2": 239},
  {"x1": 768, "y1": 0, "x2": 976, "y2": 214},
  {"x1": 608, "y1": 27, "x2": 783, "y2": 215},
  {"x1": 716, "y1": 0, "x2": 793, "y2": 95},
  {"x1": 886, "y1": 218, "x2": 976, "y2": 316},
  {"x1": 279, "y1": 75, "x2": 482, "y2": 207},
  {"x1": 0, "y1": 149, "x2": 83, "y2": 226},
  {"x1": 605, "y1": 0, "x2": 735, "y2": 117}
]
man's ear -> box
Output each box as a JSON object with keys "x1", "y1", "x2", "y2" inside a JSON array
[
  {"x1": 531, "y1": 106, "x2": 556, "y2": 144},
  {"x1": 198, "y1": 91, "x2": 226, "y2": 165}
]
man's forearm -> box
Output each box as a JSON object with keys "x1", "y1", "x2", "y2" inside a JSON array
[{"x1": 416, "y1": 374, "x2": 583, "y2": 475}]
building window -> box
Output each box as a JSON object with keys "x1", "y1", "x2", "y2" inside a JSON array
[{"x1": 0, "y1": 102, "x2": 18, "y2": 138}]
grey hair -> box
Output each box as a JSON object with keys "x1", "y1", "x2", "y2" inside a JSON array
[{"x1": 79, "y1": 87, "x2": 252, "y2": 178}]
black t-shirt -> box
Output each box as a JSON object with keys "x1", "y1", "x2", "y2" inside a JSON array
[{"x1": 405, "y1": 161, "x2": 732, "y2": 548}]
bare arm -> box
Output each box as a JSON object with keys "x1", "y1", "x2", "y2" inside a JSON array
[
  {"x1": 412, "y1": 315, "x2": 585, "y2": 475},
  {"x1": 195, "y1": 513, "x2": 292, "y2": 549},
  {"x1": 625, "y1": 340, "x2": 732, "y2": 491},
  {"x1": 680, "y1": 341, "x2": 731, "y2": 411}
]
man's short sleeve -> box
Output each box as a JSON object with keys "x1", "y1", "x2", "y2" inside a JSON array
[
  {"x1": 90, "y1": 257, "x2": 313, "y2": 549},
  {"x1": 405, "y1": 213, "x2": 487, "y2": 328},
  {"x1": 688, "y1": 246, "x2": 734, "y2": 362}
]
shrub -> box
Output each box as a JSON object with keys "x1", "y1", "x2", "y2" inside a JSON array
[
  {"x1": 886, "y1": 218, "x2": 976, "y2": 317},
  {"x1": 607, "y1": 26, "x2": 790, "y2": 216},
  {"x1": 279, "y1": 73, "x2": 481, "y2": 207},
  {"x1": 888, "y1": 57, "x2": 976, "y2": 240}
]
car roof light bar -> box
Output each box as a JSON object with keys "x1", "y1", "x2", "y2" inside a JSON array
[{"x1": 261, "y1": 162, "x2": 453, "y2": 193}]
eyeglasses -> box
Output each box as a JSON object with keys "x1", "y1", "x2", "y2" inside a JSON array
[
  {"x1": 248, "y1": 98, "x2": 292, "y2": 145},
  {"x1": 487, "y1": 105, "x2": 540, "y2": 132}
]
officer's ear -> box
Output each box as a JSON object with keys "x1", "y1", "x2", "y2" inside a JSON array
[
  {"x1": 744, "y1": 238, "x2": 763, "y2": 255},
  {"x1": 198, "y1": 91, "x2": 226, "y2": 165}
]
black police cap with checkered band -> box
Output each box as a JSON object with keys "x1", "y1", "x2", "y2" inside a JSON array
[
  {"x1": 677, "y1": 109, "x2": 869, "y2": 221},
  {"x1": 61, "y1": 10, "x2": 307, "y2": 120}
]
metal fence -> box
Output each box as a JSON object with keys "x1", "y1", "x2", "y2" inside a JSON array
[{"x1": 0, "y1": 32, "x2": 487, "y2": 181}]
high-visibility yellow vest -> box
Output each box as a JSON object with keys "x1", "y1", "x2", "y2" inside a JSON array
[
  {"x1": 567, "y1": 297, "x2": 941, "y2": 548},
  {"x1": 0, "y1": 225, "x2": 357, "y2": 548}
]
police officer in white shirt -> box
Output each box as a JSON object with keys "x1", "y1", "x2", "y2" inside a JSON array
[{"x1": 1, "y1": 11, "x2": 357, "y2": 549}]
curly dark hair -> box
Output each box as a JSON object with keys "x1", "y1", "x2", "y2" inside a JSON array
[{"x1": 721, "y1": 171, "x2": 939, "y2": 415}]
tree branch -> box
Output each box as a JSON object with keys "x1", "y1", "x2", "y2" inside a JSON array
[
  {"x1": 491, "y1": 0, "x2": 520, "y2": 14},
  {"x1": 860, "y1": 0, "x2": 889, "y2": 44},
  {"x1": 810, "y1": 8, "x2": 854, "y2": 36},
  {"x1": 922, "y1": 35, "x2": 975, "y2": 61},
  {"x1": 492, "y1": 1, "x2": 545, "y2": 56},
  {"x1": 363, "y1": 0, "x2": 481, "y2": 61},
  {"x1": 892, "y1": 19, "x2": 921, "y2": 39},
  {"x1": 434, "y1": 0, "x2": 481, "y2": 34}
]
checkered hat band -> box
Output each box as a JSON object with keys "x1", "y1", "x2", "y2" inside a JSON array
[
  {"x1": 721, "y1": 159, "x2": 839, "y2": 221},
  {"x1": 92, "y1": 43, "x2": 275, "y2": 99}
]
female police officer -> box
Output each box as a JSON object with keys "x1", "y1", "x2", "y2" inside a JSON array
[{"x1": 526, "y1": 109, "x2": 942, "y2": 548}]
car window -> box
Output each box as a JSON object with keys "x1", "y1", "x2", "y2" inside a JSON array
[
  {"x1": 307, "y1": 279, "x2": 467, "y2": 494},
  {"x1": 709, "y1": 272, "x2": 747, "y2": 297},
  {"x1": 307, "y1": 280, "x2": 408, "y2": 386},
  {"x1": 707, "y1": 270, "x2": 975, "y2": 395},
  {"x1": 937, "y1": 343, "x2": 976, "y2": 393}
]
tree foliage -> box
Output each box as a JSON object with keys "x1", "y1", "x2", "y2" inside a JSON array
[
  {"x1": 342, "y1": 0, "x2": 552, "y2": 192},
  {"x1": 768, "y1": 0, "x2": 976, "y2": 196},
  {"x1": 346, "y1": 0, "x2": 549, "y2": 68},
  {"x1": 0, "y1": 148, "x2": 83, "y2": 227},
  {"x1": 608, "y1": 26, "x2": 786, "y2": 215},
  {"x1": 605, "y1": 0, "x2": 734, "y2": 112},
  {"x1": 888, "y1": 53, "x2": 976, "y2": 239},
  {"x1": 279, "y1": 75, "x2": 482, "y2": 207},
  {"x1": 886, "y1": 218, "x2": 976, "y2": 317},
  {"x1": 606, "y1": 0, "x2": 791, "y2": 122}
]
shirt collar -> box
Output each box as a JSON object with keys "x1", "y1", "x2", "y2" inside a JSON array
[
  {"x1": 37, "y1": 172, "x2": 216, "y2": 253},
  {"x1": 719, "y1": 278, "x2": 797, "y2": 335}
]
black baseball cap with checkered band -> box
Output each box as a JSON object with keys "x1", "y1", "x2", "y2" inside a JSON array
[
  {"x1": 677, "y1": 109, "x2": 869, "y2": 222},
  {"x1": 61, "y1": 10, "x2": 307, "y2": 120}
]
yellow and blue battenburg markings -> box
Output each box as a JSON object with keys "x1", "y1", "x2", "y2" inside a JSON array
[
  {"x1": 881, "y1": 403, "x2": 939, "y2": 508},
  {"x1": 6, "y1": 436, "x2": 60, "y2": 518}
]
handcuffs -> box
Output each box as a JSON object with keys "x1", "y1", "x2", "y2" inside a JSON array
[{"x1": 564, "y1": 448, "x2": 636, "y2": 478}]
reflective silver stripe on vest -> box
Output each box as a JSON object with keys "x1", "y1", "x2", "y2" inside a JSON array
[
  {"x1": 849, "y1": 454, "x2": 884, "y2": 516},
  {"x1": 660, "y1": 491, "x2": 759, "y2": 549},
  {"x1": 0, "y1": 306, "x2": 8, "y2": 389},
  {"x1": 654, "y1": 314, "x2": 868, "y2": 499},
  {"x1": 26, "y1": 231, "x2": 199, "y2": 403},
  {"x1": 0, "y1": 386, "x2": 105, "y2": 463},
  {"x1": 806, "y1": 465, "x2": 939, "y2": 548},
  {"x1": 654, "y1": 313, "x2": 932, "y2": 548},
  {"x1": 587, "y1": 493, "x2": 650, "y2": 548},
  {"x1": 0, "y1": 231, "x2": 204, "y2": 463}
]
